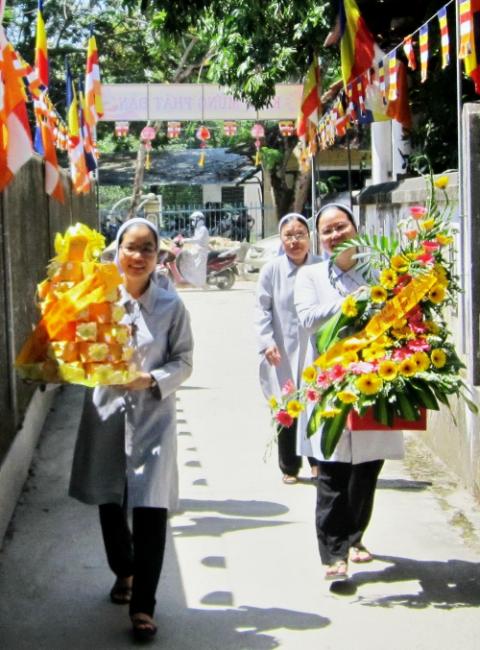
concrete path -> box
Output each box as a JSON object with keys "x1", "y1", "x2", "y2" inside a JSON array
[{"x1": 1, "y1": 280, "x2": 480, "y2": 649}]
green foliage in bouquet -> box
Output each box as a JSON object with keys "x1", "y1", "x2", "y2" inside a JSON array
[{"x1": 269, "y1": 167, "x2": 477, "y2": 459}]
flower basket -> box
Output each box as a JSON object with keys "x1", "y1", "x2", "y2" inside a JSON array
[{"x1": 347, "y1": 407, "x2": 427, "y2": 431}]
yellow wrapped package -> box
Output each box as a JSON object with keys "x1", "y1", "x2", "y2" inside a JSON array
[{"x1": 15, "y1": 223, "x2": 138, "y2": 387}]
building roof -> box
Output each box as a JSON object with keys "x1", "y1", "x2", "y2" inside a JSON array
[{"x1": 99, "y1": 147, "x2": 256, "y2": 186}]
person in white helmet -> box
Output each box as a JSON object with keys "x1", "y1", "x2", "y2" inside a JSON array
[{"x1": 177, "y1": 211, "x2": 209, "y2": 287}]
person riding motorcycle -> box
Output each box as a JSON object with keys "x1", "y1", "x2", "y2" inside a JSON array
[{"x1": 176, "y1": 211, "x2": 210, "y2": 287}]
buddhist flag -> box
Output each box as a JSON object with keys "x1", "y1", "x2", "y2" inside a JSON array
[
  {"x1": 296, "y1": 58, "x2": 322, "y2": 144},
  {"x1": 463, "y1": 0, "x2": 480, "y2": 94},
  {"x1": 419, "y1": 24, "x2": 429, "y2": 82},
  {"x1": 84, "y1": 31, "x2": 103, "y2": 127},
  {"x1": 0, "y1": 28, "x2": 33, "y2": 191},
  {"x1": 40, "y1": 119, "x2": 64, "y2": 203},
  {"x1": 387, "y1": 52, "x2": 398, "y2": 101},
  {"x1": 437, "y1": 7, "x2": 450, "y2": 69},
  {"x1": 78, "y1": 80, "x2": 97, "y2": 173},
  {"x1": 66, "y1": 63, "x2": 89, "y2": 194},
  {"x1": 35, "y1": 0, "x2": 49, "y2": 89},
  {"x1": 339, "y1": 0, "x2": 375, "y2": 87},
  {"x1": 459, "y1": 0, "x2": 474, "y2": 59},
  {"x1": 403, "y1": 35, "x2": 417, "y2": 71}
]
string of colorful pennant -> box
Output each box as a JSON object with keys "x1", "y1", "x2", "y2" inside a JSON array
[{"x1": 314, "y1": 0, "x2": 479, "y2": 152}]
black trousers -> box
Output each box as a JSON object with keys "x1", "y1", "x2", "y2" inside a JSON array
[
  {"x1": 99, "y1": 501, "x2": 168, "y2": 617},
  {"x1": 315, "y1": 459, "x2": 384, "y2": 565},
  {"x1": 277, "y1": 423, "x2": 319, "y2": 476}
]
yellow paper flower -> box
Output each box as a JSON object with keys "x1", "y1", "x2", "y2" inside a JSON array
[
  {"x1": 337, "y1": 390, "x2": 358, "y2": 404},
  {"x1": 268, "y1": 396, "x2": 278, "y2": 409},
  {"x1": 287, "y1": 400, "x2": 304, "y2": 418},
  {"x1": 434, "y1": 175, "x2": 449, "y2": 189},
  {"x1": 398, "y1": 357, "x2": 417, "y2": 377},
  {"x1": 319, "y1": 408, "x2": 342, "y2": 418},
  {"x1": 379, "y1": 268, "x2": 398, "y2": 290},
  {"x1": 370, "y1": 285, "x2": 388, "y2": 303},
  {"x1": 355, "y1": 373, "x2": 383, "y2": 395},
  {"x1": 378, "y1": 360, "x2": 398, "y2": 381},
  {"x1": 431, "y1": 348, "x2": 447, "y2": 368},
  {"x1": 419, "y1": 218, "x2": 435, "y2": 232},
  {"x1": 428, "y1": 285, "x2": 446, "y2": 304},
  {"x1": 341, "y1": 296, "x2": 358, "y2": 318},
  {"x1": 412, "y1": 351, "x2": 430, "y2": 372},
  {"x1": 390, "y1": 255, "x2": 409, "y2": 272},
  {"x1": 302, "y1": 366, "x2": 317, "y2": 383}
]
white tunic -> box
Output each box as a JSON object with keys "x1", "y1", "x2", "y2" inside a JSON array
[
  {"x1": 178, "y1": 223, "x2": 210, "y2": 287},
  {"x1": 69, "y1": 282, "x2": 194, "y2": 509},
  {"x1": 255, "y1": 253, "x2": 320, "y2": 400},
  {"x1": 294, "y1": 261, "x2": 404, "y2": 464}
]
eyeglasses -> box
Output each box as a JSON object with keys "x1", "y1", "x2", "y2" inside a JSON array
[
  {"x1": 120, "y1": 244, "x2": 157, "y2": 257},
  {"x1": 282, "y1": 233, "x2": 309, "y2": 242},
  {"x1": 319, "y1": 223, "x2": 352, "y2": 237}
]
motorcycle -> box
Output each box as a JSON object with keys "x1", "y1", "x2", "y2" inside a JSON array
[{"x1": 157, "y1": 239, "x2": 238, "y2": 290}]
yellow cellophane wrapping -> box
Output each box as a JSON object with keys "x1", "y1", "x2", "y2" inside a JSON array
[{"x1": 15, "y1": 223, "x2": 138, "y2": 387}]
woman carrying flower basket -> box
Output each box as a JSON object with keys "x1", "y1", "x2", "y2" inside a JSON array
[
  {"x1": 255, "y1": 213, "x2": 321, "y2": 484},
  {"x1": 294, "y1": 203, "x2": 405, "y2": 580},
  {"x1": 69, "y1": 218, "x2": 194, "y2": 640}
]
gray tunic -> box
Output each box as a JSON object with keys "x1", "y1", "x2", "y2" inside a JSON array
[
  {"x1": 294, "y1": 261, "x2": 404, "y2": 464},
  {"x1": 69, "y1": 281, "x2": 193, "y2": 509},
  {"x1": 254, "y1": 252, "x2": 320, "y2": 400}
]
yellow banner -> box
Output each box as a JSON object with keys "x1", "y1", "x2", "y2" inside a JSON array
[{"x1": 314, "y1": 272, "x2": 437, "y2": 368}]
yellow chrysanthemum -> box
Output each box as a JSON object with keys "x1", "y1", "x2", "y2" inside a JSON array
[
  {"x1": 302, "y1": 366, "x2": 317, "y2": 383},
  {"x1": 375, "y1": 334, "x2": 393, "y2": 349},
  {"x1": 268, "y1": 396, "x2": 278, "y2": 409},
  {"x1": 379, "y1": 268, "x2": 398, "y2": 290},
  {"x1": 370, "y1": 285, "x2": 388, "y2": 303},
  {"x1": 425, "y1": 320, "x2": 440, "y2": 334},
  {"x1": 340, "y1": 351, "x2": 359, "y2": 366},
  {"x1": 431, "y1": 348, "x2": 447, "y2": 368},
  {"x1": 428, "y1": 285, "x2": 446, "y2": 304},
  {"x1": 378, "y1": 360, "x2": 398, "y2": 381},
  {"x1": 362, "y1": 347, "x2": 386, "y2": 362},
  {"x1": 419, "y1": 218, "x2": 435, "y2": 232},
  {"x1": 287, "y1": 400, "x2": 304, "y2": 418},
  {"x1": 434, "y1": 175, "x2": 449, "y2": 189},
  {"x1": 436, "y1": 233, "x2": 453, "y2": 246},
  {"x1": 355, "y1": 373, "x2": 383, "y2": 395},
  {"x1": 319, "y1": 408, "x2": 342, "y2": 418},
  {"x1": 412, "y1": 351, "x2": 430, "y2": 372},
  {"x1": 390, "y1": 255, "x2": 409, "y2": 272},
  {"x1": 398, "y1": 357, "x2": 417, "y2": 377},
  {"x1": 337, "y1": 390, "x2": 358, "y2": 404},
  {"x1": 341, "y1": 295, "x2": 358, "y2": 318}
]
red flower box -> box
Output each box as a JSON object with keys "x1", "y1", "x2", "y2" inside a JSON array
[{"x1": 347, "y1": 407, "x2": 427, "y2": 431}]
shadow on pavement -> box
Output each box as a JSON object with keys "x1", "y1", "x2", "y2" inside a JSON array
[
  {"x1": 377, "y1": 478, "x2": 432, "y2": 491},
  {"x1": 351, "y1": 555, "x2": 480, "y2": 609}
]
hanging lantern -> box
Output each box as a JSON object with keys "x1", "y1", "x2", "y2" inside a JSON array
[
  {"x1": 140, "y1": 125, "x2": 156, "y2": 171},
  {"x1": 196, "y1": 124, "x2": 211, "y2": 167},
  {"x1": 223, "y1": 120, "x2": 238, "y2": 137},
  {"x1": 167, "y1": 121, "x2": 181, "y2": 138},
  {"x1": 278, "y1": 120, "x2": 295, "y2": 137},
  {"x1": 251, "y1": 123, "x2": 264, "y2": 166},
  {"x1": 114, "y1": 121, "x2": 129, "y2": 138}
]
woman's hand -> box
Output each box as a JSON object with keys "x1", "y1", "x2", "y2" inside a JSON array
[
  {"x1": 265, "y1": 345, "x2": 281, "y2": 367},
  {"x1": 121, "y1": 372, "x2": 154, "y2": 391}
]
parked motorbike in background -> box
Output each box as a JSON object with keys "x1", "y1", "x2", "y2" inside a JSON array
[{"x1": 157, "y1": 239, "x2": 238, "y2": 290}]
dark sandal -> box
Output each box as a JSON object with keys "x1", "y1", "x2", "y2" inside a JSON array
[
  {"x1": 110, "y1": 577, "x2": 133, "y2": 604},
  {"x1": 131, "y1": 613, "x2": 157, "y2": 642}
]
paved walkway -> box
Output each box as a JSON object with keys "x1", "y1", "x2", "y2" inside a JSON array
[{"x1": 1, "y1": 281, "x2": 480, "y2": 649}]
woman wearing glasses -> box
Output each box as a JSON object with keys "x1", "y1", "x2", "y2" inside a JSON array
[
  {"x1": 255, "y1": 213, "x2": 320, "y2": 484},
  {"x1": 294, "y1": 204, "x2": 404, "y2": 580},
  {"x1": 70, "y1": 218, "x2": 193, "y2": 640}
]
